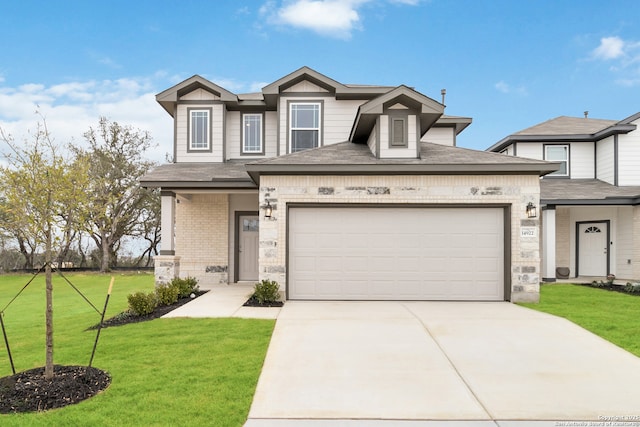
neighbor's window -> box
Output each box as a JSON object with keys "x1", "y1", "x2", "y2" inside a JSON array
[
  {"x1": 545, "y1": 145, "x2": 569, "y2": 176},
  {"x1": 390, "y1": 117, "x2": 407, "y2": 147},
  {"x1": 189, "y1": 109, "x2": 210, "y2": 150},
  {"x1": 243, "y1": 113, "x2": 263, "y2": 154},
  {"x1": 290, "y1": 102, "x2": 321, "y2": 153}
]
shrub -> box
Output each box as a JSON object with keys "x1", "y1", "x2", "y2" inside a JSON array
[
  {"x1": 156, "y1": 283, "x2": 180, "y2": 306},
  {"x1": 624, "y1": 282, "x2": 640, "y2": 294},
  {"x1": 171, "y1": 276, "x2": 200, "y2": 298},
  {"x1": 252, "y1": 279, "x2": 281, "y2": 304},
  {"x1": 127, "y1": 292, "x2": 158, "y2": 316}
]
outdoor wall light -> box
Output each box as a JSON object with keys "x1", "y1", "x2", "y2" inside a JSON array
[
  {"x1": 526, "y1": 202, "x2": 537, "y2": 219},
  {"x1": 264, "y1": 200, "x2": 273, "y2": 219}
]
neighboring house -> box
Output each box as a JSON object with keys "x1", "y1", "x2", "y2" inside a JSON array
[
  {"x1": 487, "y1": 113, "x2": 640, "y2": 282},
  {"x1": 141, "y1": 67, "x2": 557, "y2": 303}
]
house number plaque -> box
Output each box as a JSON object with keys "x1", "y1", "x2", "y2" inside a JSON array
[{"x1": 520, "y1": 227, "x2": 537, "y2": 238}]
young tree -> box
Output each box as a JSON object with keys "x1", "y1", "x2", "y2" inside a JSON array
[
  {"x1": 74, "y1": 117, "x2": 156, "y2": 272},
  {"x1": 0, "y1": 121, "x2": 89, "y2": 379}
]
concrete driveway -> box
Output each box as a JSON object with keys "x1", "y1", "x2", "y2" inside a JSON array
[{"x1": 246, "y1": 301, "x2": 640, "y2": 426}]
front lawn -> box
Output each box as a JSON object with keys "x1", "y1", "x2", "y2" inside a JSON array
[
  {"x1": 0, "y1": 272, "x2": 274, "y2": 426},
  {"x1": 519, "y1": 284, "x2": 640, "y2": 357}
]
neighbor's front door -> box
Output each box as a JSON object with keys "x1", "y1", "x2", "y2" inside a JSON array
[
  {"x1": 238, "y1": 215, "x2": 259, "y2": 281},
  {"x1": 578, "y1": 222, "x2": 608, "y2": 276}
]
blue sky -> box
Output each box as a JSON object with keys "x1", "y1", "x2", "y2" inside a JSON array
[{"x1": 1, "y1": 0, "x2": 639, "y2": 161}]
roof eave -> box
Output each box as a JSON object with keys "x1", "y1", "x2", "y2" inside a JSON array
[
  {"x1": 140, "y1": 179, "x2": 257, "y2": 189},
  {"x1": 246, "y1": 163, "x2": 558, "y2": 176},
  {"x1": 487, "y1": 123, "x2": 637, "y2": 152}
]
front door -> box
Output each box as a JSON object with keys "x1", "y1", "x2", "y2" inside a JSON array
[
  {"x1": 238, "y1": 215, "x2": 259, "y2": 281},
  {"x1": 577, "y1": 222, "x2": 608, "y2": 276}
]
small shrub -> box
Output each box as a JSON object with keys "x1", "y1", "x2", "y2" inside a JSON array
[
  {"x1": 624, "y1": 282, "x2": 640, "y2": 294},
  {"x1": 156, "y1": 283, "x2": 180, "y2": 306},
  {"x1": 591, "y1": 280, "x2": 607, "y2": 288},
  {"x1": 127, "y1": 292, "x2": 158, "y2": 316},
  {"x1": 171, "y1": 276, "x2": 200, "y2": 298},
  {"x1": 252, "y1": 279, "x2": 281, "y2": 304}
]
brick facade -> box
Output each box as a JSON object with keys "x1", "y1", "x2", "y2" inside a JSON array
[
  {"x1": 259, "y1": 174, "x2": 542, "y2": 303},
  {"x1": 175, "y1": 193, "x2": 229, "y2": 285}
]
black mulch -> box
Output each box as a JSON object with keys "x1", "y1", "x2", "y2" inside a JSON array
[
  {"x1": 87, "y1": 290, "x2": 209, "y2": 330},
  {"x1": 243, "y1": 295, "x2": 284, "y2": 307},
  {"x1": 0, "y1": 365, "x2": 111, "y2": 413}
]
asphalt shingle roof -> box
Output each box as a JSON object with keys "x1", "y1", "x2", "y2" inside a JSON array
[
  {"x1": 514, "y1": 116, "x2": 618, "y2": 136},
  {"x1": 249, "y1": 141, "x2": 554, "y2": 166},
  {"x1": 541, "y1": 179, "x2": 640, "y2": 202}
]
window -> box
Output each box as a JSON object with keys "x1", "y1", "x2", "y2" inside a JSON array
[
  {"x1": 243, "y1": 113, "x2": 263, "y2": 154},
  {"x1": 545, "y1": 145, "x2": 569, "y2": 176},
  {"x1": 189, "y1": 109, "x2": 210, "y2": 150},
  {"x1": 290, "y1": 102, "x2": 321, "y2": 153},
  {"x1": 390, "y1": 117, "x2": 407, "y2": 147}
]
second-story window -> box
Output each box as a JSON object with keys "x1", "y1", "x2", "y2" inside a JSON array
[
  {"x1": 290, "y1": 102, "x2": 321, "y2": 153},
  {"x1": 243, "y1": 113, "x2": 263, "y2": 154},
  {"x1": 545, "y1": 144, "x2": 569, "y2": 176},
  {"x1": 189, "y1": 109, "x2": 210, "y2": 150}
]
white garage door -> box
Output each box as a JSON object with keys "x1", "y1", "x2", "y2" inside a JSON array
[{"x1": 288, "y1": 207, "x2": 504, "y2": 301}]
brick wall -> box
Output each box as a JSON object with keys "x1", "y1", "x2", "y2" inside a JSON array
[
  {"x1": 175, "y1": 193, "x2": 229, "y2": 285},
  {"x1": 259, "y1": 174, "x2": 541, "y2": 302}
]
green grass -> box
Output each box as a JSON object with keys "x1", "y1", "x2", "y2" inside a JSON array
[
  {"x1": 520, "y1": 284, "x2": 640, "y2": 357},
  {"x1": 0, "y1": 272, "x2": 274, "y2": 426}
]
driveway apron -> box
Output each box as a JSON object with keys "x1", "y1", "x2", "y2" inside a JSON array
[{"x1": 247, "y1": 301, "x2": 640, "y2": 423}]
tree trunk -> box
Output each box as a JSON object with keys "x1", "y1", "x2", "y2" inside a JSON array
[
  {"x1": 45, "y1": 228, "x2": 54, "y2": 380},
  {"x1": 100, "y1": 233, "x2": 110, "y2": 272}
]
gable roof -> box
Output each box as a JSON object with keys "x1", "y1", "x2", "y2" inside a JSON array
[
  {"x1": 156, "y1": 75, "x2": 238, "y2": 116},
  {"x1": 245, "y1": 141, "x2": 559, "y2": 184},
  {"x1": 349, "y1": 86, "x2": 445, "y2": 143},
  {"x1": 487, "y1": 114, "x2": 638, "y2": 152}
]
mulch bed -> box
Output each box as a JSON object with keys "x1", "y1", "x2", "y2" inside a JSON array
[
  {"x1": 581, "y1": 282, "x2": 640, "y2": 296},
  {"x1": 243, "y1": 295, "x2": 284, "y2": 307},
  {"x1": 88, "y1": 290, "x2": 209, "y2": 329},
  {"x1": 0, "y1": 365, "x2": 111, "y2": 414},
  {"x1": 0, "y1": 291, "x2": 211, "y2": 414}
]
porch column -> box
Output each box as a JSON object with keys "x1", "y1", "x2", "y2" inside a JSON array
[
  {"x1": 154, "y1": 191, "x2": 180, "y2": 286},
  {"x1": 160, "y1": 191, "x2": 176, "y2": 255},
  {"x1": 541, "y1": 206, "x2": 556, "y2": 282}
]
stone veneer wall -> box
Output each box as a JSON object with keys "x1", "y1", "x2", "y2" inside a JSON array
[
  {"x1": 175, "y1": 193, "x2": 229, "y2": 285},
  {"x1": 259, "y1": 175, "x2": 541, "y2": 303},
  {"x1": 555, "y1": 207, "x2": 571, "y2": 275}
]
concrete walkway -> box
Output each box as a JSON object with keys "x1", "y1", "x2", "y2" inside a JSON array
[
  {"x1": 246, "y1": 301, "x2": 640, "y2": 426},
  {"x1": 162, "y1": 283, "x2": 280, "y2": 319}
]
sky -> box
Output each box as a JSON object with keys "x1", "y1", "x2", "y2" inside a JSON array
[{"x1": 1, "y1": 0, "x2": 639, "y2": 162}]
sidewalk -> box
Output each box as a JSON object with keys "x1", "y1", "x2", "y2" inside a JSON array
[{"x1": 162, "y1": 283, "x2": 281, "y2": 320}]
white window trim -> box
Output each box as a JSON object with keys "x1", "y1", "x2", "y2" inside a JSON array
[
  {"x1": 289, "y1": 102, "x2": 321, "y2": 153},
  {"x1": 544, "y1": 144, "x2": 569, "y2": 177},
  {"x1": 242, "y1": 113, "x2": 263, "y2": 154},
  {"x1": 188, "y1": 109, "x2": 211, "y2": 151}
]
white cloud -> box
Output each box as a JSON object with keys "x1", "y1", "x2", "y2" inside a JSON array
[
  {"x1": 494, "y1": 80, "x2": 528, "y2": 96},
  {"x1": 261, "y1": 0, "x2": 420, "y2": 39},
  {"x1": 0, "y1": 76, "x2": 173, "y2": 162},
  {"x1": 592, "y1": 36, "x2": 625, "y2": 60},
  {"x1": 591, "y1": 36, "x2": 640, "y2": 86}
]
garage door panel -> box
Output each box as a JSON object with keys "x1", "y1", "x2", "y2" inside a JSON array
[{"x1": 289, "y1": 207, "x2": 504, "y2": 301}]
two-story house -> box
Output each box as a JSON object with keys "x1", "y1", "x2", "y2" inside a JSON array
[
  {"x1": 141, "y1": 67, "x2": 557, "y2": 303},
  {"x1": 487, "y1": 114, "x2": 640, "y2": 283}
]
